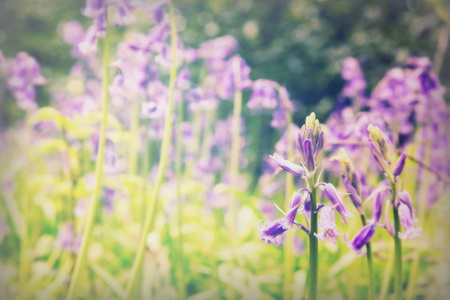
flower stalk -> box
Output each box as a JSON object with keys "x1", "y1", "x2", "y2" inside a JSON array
[
  {"x1": 360, "y1": 214, "x2": 375, "y2": 300},
  {"x1": 123, "y1": 4, "x2": 178, "y2": 299},
  {"x1": 175, "y1": 80, "x2": 185, "y2": 300},
  {"x1": 66, "y1": 17, "x2": 110, "y2": 300},
  {"x1": 282, "y1": 98, "x2": 294, "y2": 300},
  {"x1": 391, "y1": 179, "x2": 403, "y2": 300},
  {"x1": 308, "y1": 177, "x2": 319, "y2": 300}
]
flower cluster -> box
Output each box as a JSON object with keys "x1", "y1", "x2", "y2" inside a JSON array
[
  {"x1": 1, "y1": 51, "x2": 45, "y2": 111},
  {"x1": 259, "y1": 113, "x2": 351, "y2": 245}
]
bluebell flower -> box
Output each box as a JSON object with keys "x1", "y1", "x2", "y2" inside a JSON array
[{"x1": 314, "y1": 205, "x2": 340, "y2": 244}]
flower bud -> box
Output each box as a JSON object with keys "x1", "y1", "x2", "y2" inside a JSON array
[
  {"x1": 304, "y1": 139, "x2": 315, "y2": 172},
  {"x1": 392, "y1": 153, "x2": 406, "y2": 177}
]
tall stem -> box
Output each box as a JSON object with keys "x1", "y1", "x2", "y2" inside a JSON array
[
  {"x1": 361, "y1": 215, "x2": 375, "y2": 300},
  {"x1": 308, "y1": 178, "x2": 318, "y2": 300},
  {"x1": 128, "y1": 98, "x2": 140, "y2": 175},
  {"x1": 140, "y1": 124, "x2": 151, "y2": 224},
  {"x1": 283, "y1": 113, "x2": 294, "y2": 300},
  {"x1": 123, "y1": 5, "x2": 178, "y2": 299},
  {"x1": 229, "y1": 68, "x2": 242, "y2": 246},
  {"x1": 66, "y1": 21, "x2": 110, "y2": 300},
  {"x1": 175, "y1": 84, "x2": 185, "y2": 299},
  {"x1": 391, "y1": 180, "x2": 403, "y2": 300}
]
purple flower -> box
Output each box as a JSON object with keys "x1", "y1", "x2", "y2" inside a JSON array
[
  {"x1": 258, "y1": 219, "x2": 287, "y2": 246},
  {"x1": 62, "y1": 21, "x2": 86, "y2": 46},
  {"x1": 398, "y1": 201, "x2": 422, "y2": 240},
  {"x1": 341, "y1": 57, "x2": 367, "y2": 103},
  {"x1": 55, "y1": 222, "x2": 82, "y2": 253},
  {"x1": 147, "y1": 1, "x2": 167, "y2": 24},
  {"x1": 103, "y1": 187, "x2": 116, "y2": 214},
  {"x1": 78, "y1": 23, "x2": 101, "y2": 56},
  {"x1": 5, "y1": 52, "x2": 45, "y2": 111},
  {"x1": 81, "y1": 0, "x2": 105, "y2": 18},
  {"x1": 270, "y1": 107, "x2": 287, "y2": 129},
  {"x1": 114, "y1": 1, "x2": 137, "y2": 26},
  {"x1": 398, "y1": 190, "x2": 413, "y2": 216},
  {"x1": 368, "y1": 186, "x2": 389, "y2": 225},
  {"x1": 199, "y1": 35, "x2": 239, "y2": 61},
  {"x1": 280, "y1": 191, "x2": 304, "y2": 230},
  {"x1": 368, "y1": 139, "x2": 390, "y2": 172},
  {"x1": 304, "y1": 139, "x2": 315, "y2": 172},
  {"x1": 217, "y1": 55, "x2": 251, "y2": 100},
  {"x1": 270, "y1": 152, "x2": 304, "y2": 176},
  {"x1": 341, "y1": 175, "x2": 363, "y2": 214},
  {"x1": 314, "y1": 205, "x2": 340, "y2": 244},
  {"x1": 176, "y1": 68, "x2": 191, "y2": 90},
  {"x1": 274, "y1": 124, "x2": 300, "y2": 158},
  {"x1": 185, "y1": 88, "x2": 218, "y2": 111},
  {"x1": 392, "y1": 153, "x2": 406, "y2": 177},
  {"x1": 247, "y1": 79, "x2": 278, "y2": 111},
  {"x1": 346, "y1": 225, "x2": 376, "y2": 255},
  {"x1": 322, "y1": 183, "x2": 353, "y2": 223}
]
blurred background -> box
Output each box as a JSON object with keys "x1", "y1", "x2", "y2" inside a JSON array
[
  {"x1": 0, "y1": 1, "x2": 449, "y2": 299},
  {"x1": 1, "y1": 0, "x2": 448, "y2": 125}
]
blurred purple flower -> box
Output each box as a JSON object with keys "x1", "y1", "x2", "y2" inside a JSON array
[
  {"x1": 81, "y1": 0, "x2": 105, "y2": 18},
  {"x1": 5, "y1": 52, "x2": 45, "y2": 111},
  {"x1": 247, "y1": 79, "x2": 278, "y2": 111},
  {"x1": 55, "y1": 222, "x2": 82, "y2": 253},
  {"x1": 114, "y1": 1, "x2": 137, "y2": 26}
]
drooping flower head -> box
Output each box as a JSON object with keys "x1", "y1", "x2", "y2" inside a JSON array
[
  {"x1": 346, "y1": 225, "x2": 376, "y2": 256},
  {"x1": 314, "y1": 205, "x2": 340, "y2": 244}
]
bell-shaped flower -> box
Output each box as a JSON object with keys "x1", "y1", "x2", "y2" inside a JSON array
[
  {"x1": 81, "y1": 0, "x2": 105, "y2": 18},
  {"x1": 321, "y1": 183, "x2": 353, "y2": 223},
  {"x1": 398, "y1": 190, "x2": 413, "y2": 217},
  {"x1": 314, "y1": 205, "x2": 340, "y2": 244},
  {"x1": 258, "y1": 219, "x2": 287, "y2": 246},
  {"x1": 346, "y1": 225, "x2": 376, "y2": 256},
  {"x1": 398, "y1": 202, "x2": 422, "y2": 240},
  {"x1": 368, "y1": 185, "x2": 389, "y2": 225},
  {"x1": 280, "y1": 191, "x2": 306, "y2": 230},
  {"x1": 270, "y1": 153, "x2": 304, "y2": 177}
]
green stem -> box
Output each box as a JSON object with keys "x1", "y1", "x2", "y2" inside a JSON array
[
  {"x1": 380, "y1": 244, "x2": 394, "y2": 300},
  {"x1": 361, "y1": 215, "x2": 375, "y2": 300},
  {"x1": 391, "y1": 180, "x2": 403, "y2": 300},
  {"x1": 229, "y1": 71, "x2": 242, "y2": 245},
  {"x1": 123, "y1": 5, "x2": 178, "y2": 299},
  {"x1": 175, "y1": 81, "x2": 185, "y2": 300},
  {"x1": 128, "y1": 98, "x2": 140, "y2": 175},
  {"x1": 308, "y1": 178, "x2": 318, "y2": 300},
  {"x1": 66, "y1": 22, "x2": 110, "y2": 300},
  {"x1": 140, "y1": 124, "x2": 151, "y2": 224},
  {"x1": 283, "y1": 112, "x2": 294, "y2": 300},
  {"x1": 406, "y1": 105, "x2": 432, "y2": 300}
]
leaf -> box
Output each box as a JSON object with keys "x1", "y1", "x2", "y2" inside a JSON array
[
  {"x1": 29, "y1": 139, "x2": 66, "y2": 157},
  {"x1": 293, "y1": 270, "x2": 307, "y2": 300},
  {"x1": 2, "y1": 189, "x2": 25, "y2": 237},
  {"x1": 90, "y1": 263, "x2": 125, "y2": 299},
  {"x1": 327, "y1": 251, "x2": 358, "y2": 278}
]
